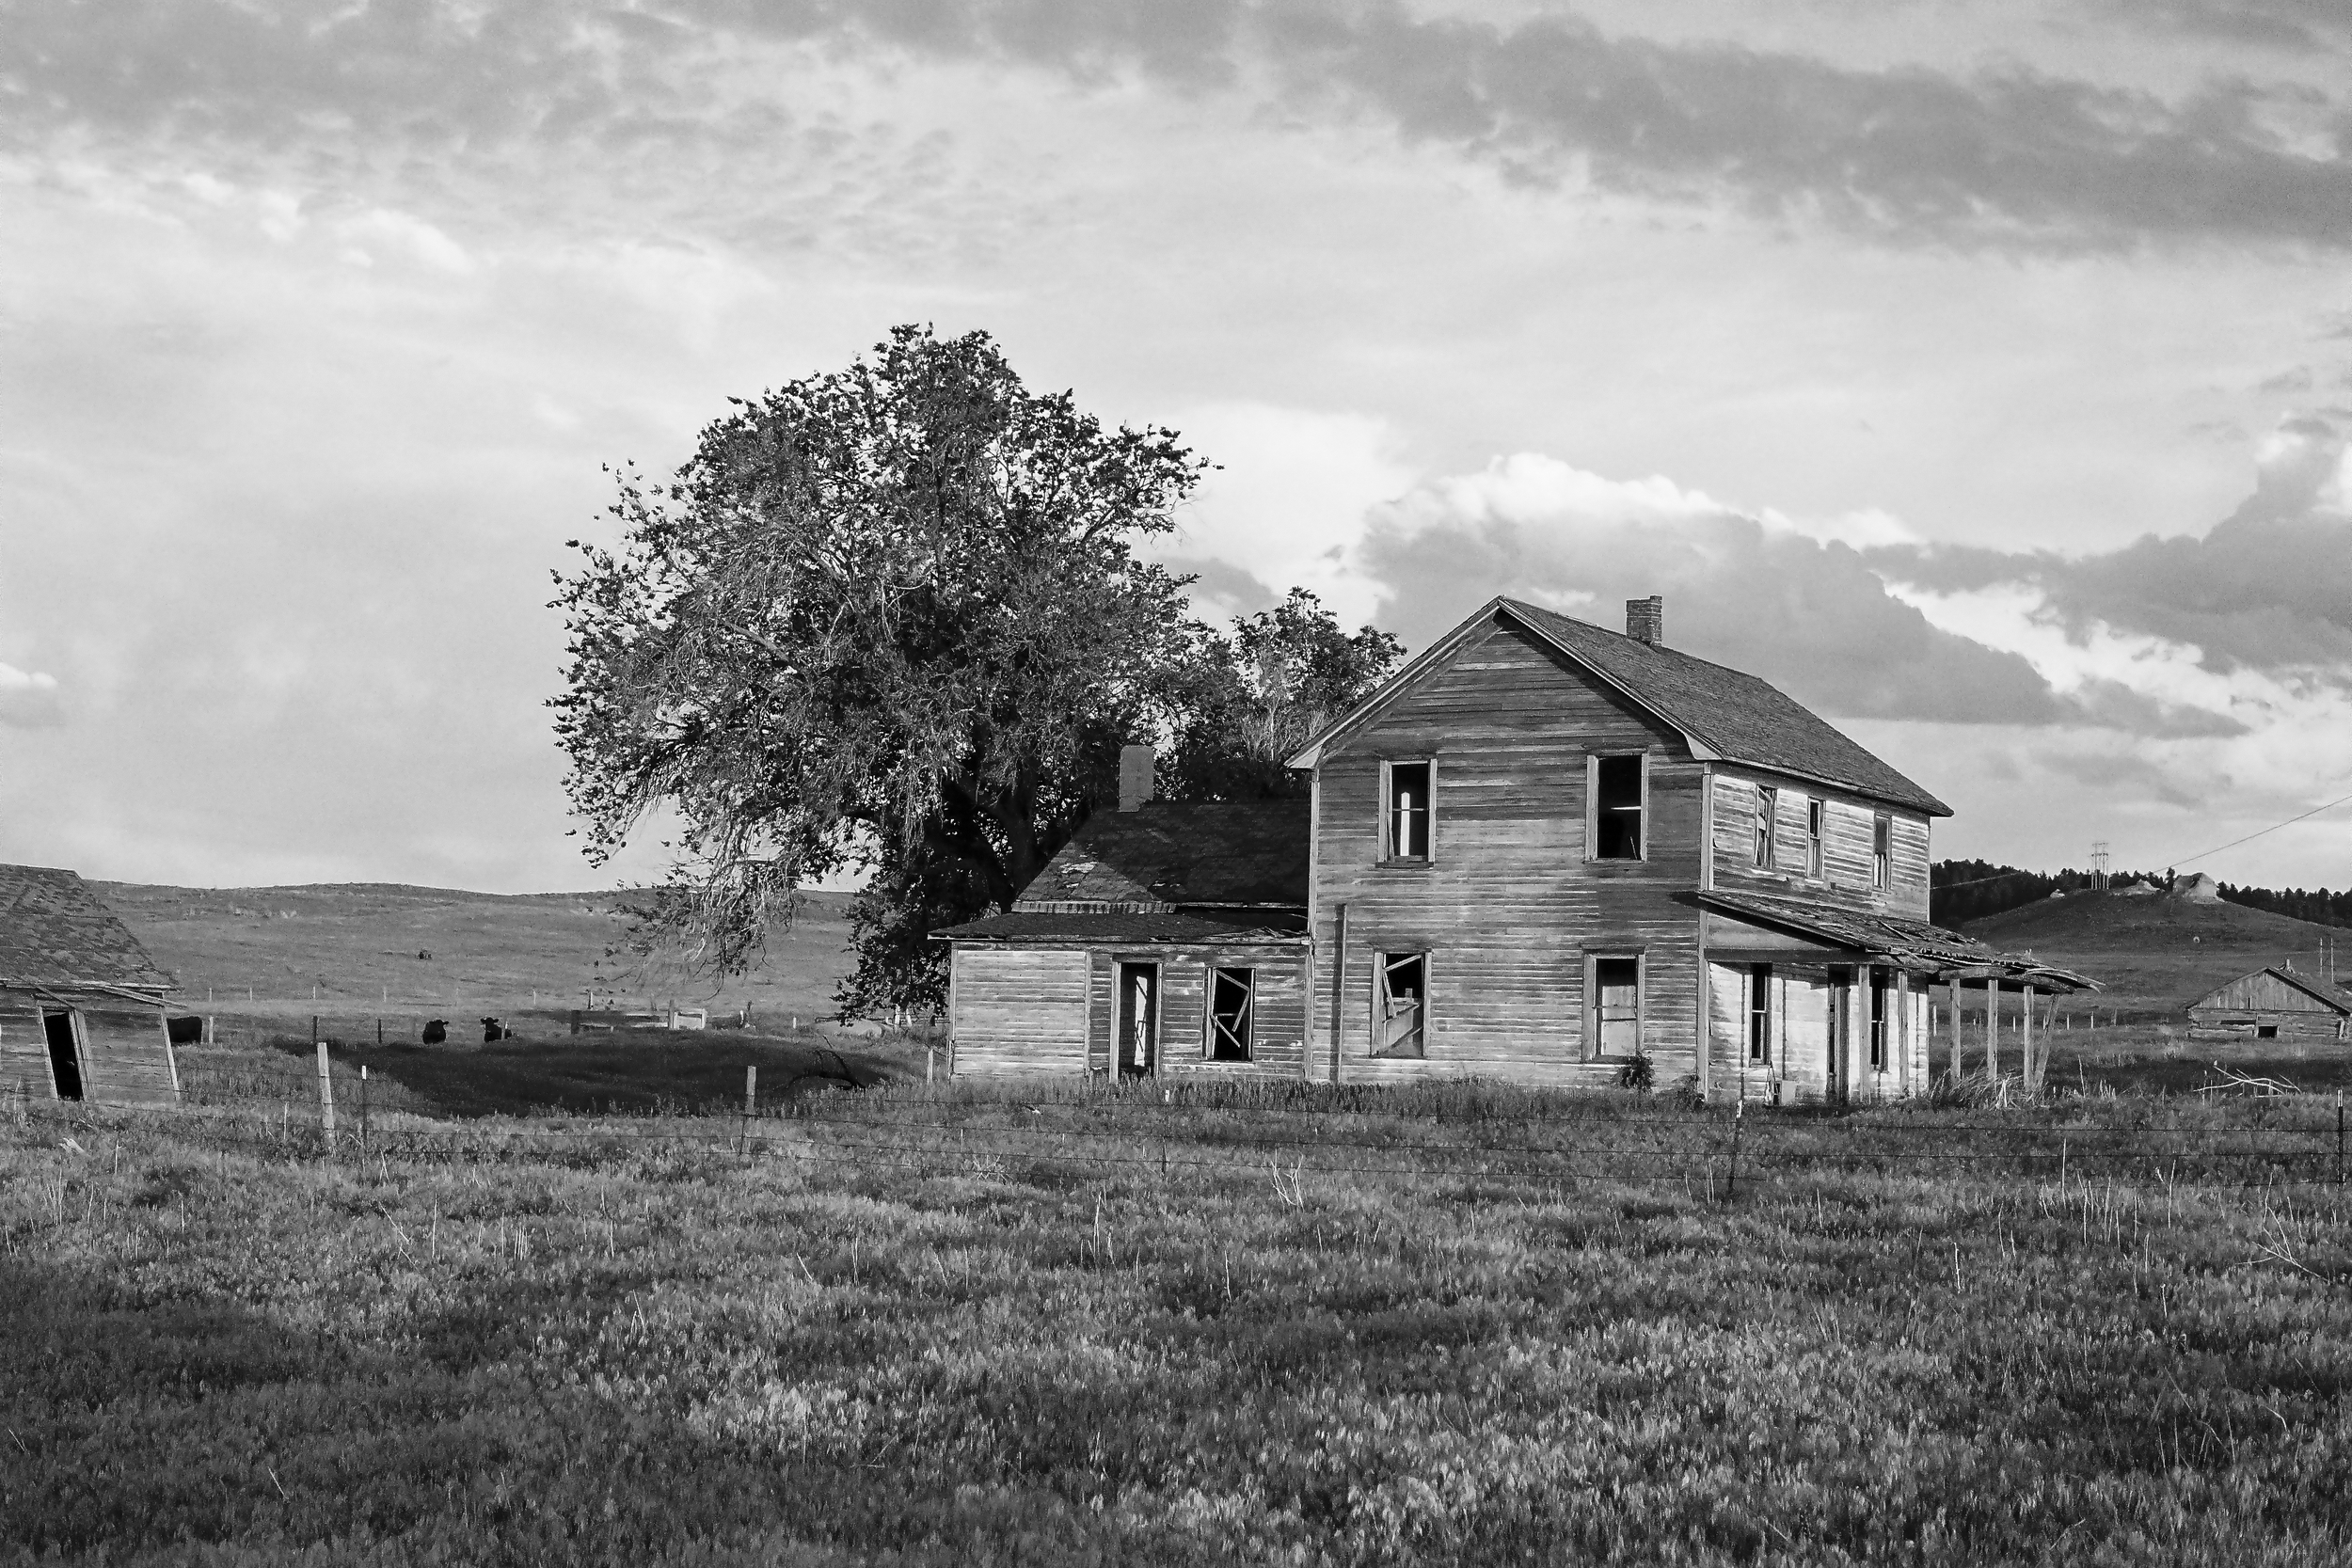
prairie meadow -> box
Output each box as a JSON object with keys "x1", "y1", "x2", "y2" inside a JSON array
[{"x1": 5, "y1": 1072, "x2": 2349, "y2": 1566}]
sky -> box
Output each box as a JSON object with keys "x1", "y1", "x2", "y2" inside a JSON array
[{"x1": 4, "y1": 0, "x2": 2351, "y2": 895}]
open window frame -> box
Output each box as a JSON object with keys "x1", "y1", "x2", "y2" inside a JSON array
[
  {"x1": 1371, "y1": 950, "x2": 1428, "y2": 1058},
  {"x1": 1584, "y1": 752, "x2": 1649, "y2": 863},
  {"x1": 1207, "y1": 966, "x2": 1255, "y2": 1063},
  {"x1": 1379, "y1": 759, "x2": 1436, "y2": 864}
]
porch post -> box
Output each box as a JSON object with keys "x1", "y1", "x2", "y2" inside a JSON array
[
  {"x1": 1984, "y1": 980, "x2": 1999, "y2": 1080},
  {"x1": 1947, "y1": 980, "x2": 1963, "y2": 1084},
  {"x1": 1894, "y1": 969, "x2": 1912, "y2": 1098},
  {"x1": 2022, "y1": 983, "x2": 2038, "y2": 1095}
]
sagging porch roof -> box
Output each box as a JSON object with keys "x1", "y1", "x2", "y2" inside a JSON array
[{"x1": 1700, "y1": 889, "x2": 2100, "y2": 992}]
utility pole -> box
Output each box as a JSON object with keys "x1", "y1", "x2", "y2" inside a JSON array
[{"x1": 2090, "y1": 841, "x2": 2110, "y2": 892}]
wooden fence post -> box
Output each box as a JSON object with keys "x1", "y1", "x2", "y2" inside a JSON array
[
  {"x1": 316, "y1": 1040, "x2": 336, "y2": 1150},
  {"x1": 2022, "y1": 984, "x2": 2038, "y2": 1095},
  {"x1": 742, "y1": 1064, "x2": 756, "y2": 1156},
  {"x1": 359, "y1": 1065, "x2": 371, "y2": 1154}
]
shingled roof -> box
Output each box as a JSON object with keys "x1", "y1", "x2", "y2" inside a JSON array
[
  {"x1": 0, "y1": 864, "x2": 172, "y2": 991},
  {"x1": 1013, "y1": 800, "x2": 1309, "y2": 911},
  {"x1": 1291, "y1": 597, "x2": 1949, "y2": 816},
  {"x1": 933, "y1": 909, "x2": 1308, "y2": 944}
]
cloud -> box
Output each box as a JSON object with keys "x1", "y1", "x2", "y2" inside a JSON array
[
  {"x1": 8, "y1": 2, "x2": 2352, "y2": 256},
  {"x1": 0, "y1": 662, "x2": 63, "y2": 727},
  {"x1": 1356, "y1": 452, "x2": 2070, "y2": 725}
]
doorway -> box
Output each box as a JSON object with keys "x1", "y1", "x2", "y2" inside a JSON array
[
  {"x1": 42, "y1": 1010, "x2": 85, "y2": 1101},
  {"x1": 1117, "y1": 962, "x2": 1159, "y2": 1076}
]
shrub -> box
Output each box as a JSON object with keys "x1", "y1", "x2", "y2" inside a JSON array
[{"x1": 1616, "y1": 1050, "x2": 1655, "y2": 1092}]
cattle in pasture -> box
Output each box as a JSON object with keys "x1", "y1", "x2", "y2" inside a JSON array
[
  {"x1": 481, "y1": 1017, "x2": 514, "y2": 1042},
  {"x1": 421, "y1": 1019, "x2": 448, "y2": 1044},
  {"x1": 166, "y1": 1016, "x2": 205, "y2": 1046}
]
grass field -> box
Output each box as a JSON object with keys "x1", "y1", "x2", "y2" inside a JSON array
[{"x1": 7, "y1": 1067, "x2": 2350, "y2": 1566}]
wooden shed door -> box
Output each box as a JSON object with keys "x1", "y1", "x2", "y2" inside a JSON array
[{"x1": 42, "y1": 1011, "x2": 85, "y2": 1101}]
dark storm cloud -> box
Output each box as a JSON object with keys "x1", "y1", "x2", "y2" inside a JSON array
[
  {"x1": 1873, "y1": 416, "x2": 2352, "y2": 679},
  {"x1": 8, "y1": 1, "x2": 2352, "y2": 251}
]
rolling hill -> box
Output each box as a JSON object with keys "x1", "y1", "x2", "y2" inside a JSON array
[
  {"x1": 1963, "y1": 884, "x2": 2349, "y2": 1017},
  {"x1": 92, "y1": 880, "x2": 860, "y2": 1023}
]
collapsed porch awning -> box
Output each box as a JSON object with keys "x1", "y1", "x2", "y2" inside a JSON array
[{"x1": 1698, "y1": 890, "x2": 2099, "y2": 992}]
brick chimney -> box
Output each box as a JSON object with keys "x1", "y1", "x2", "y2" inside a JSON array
[
  {"x1": 1118, "y1": 744, "x2": 1156, "y2": 812},
  {"x1": 1625, "y1": 595, "x2": 1663, "y2": 644}
]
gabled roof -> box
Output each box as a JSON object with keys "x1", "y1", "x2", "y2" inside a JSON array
[
  {"x1": 1014, "y1": 800, "x2": 1309, "y2": 911},
  {"x1": 1700, "y1": 889, "x2": 2098, "y2": 991},
  {"x1": 1289, "y1": 596, "x2": 1950, "y2": 816},
  {"x1": 933, "y1": 910, "x2": 1308, "y2": 945},
  {"x1": 0, "y1": 863, "x2": 172, "y2": 992},
  {"x1": 2190, "y1": 964, "x2": 2352, "y2": 1015}
]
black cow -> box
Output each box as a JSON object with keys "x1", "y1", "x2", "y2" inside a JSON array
[
  {"x1": 166, "y1": 1015, "x2": 205, "y2": 1046},
  {"x1": 481, "y1": 1017, "x2": 514, "y2": 1042},
  {"x1": 421, "y1": 1019, "x2": 448, "y2": 1044}
]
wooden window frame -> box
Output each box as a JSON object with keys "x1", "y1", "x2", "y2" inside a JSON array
[
  {"x1": 1379, "y1": 759, "x2": 1436, "y2": 864},
  {"x1": 1871, "y1": 815, "x2": 1892, "y2": 890},
  {"x1": 1583, "y1": 950, "x2": 1645, "y2": 1061},
  {"x1": 1584, "y1": 752, "x2": 1649, "y2": 863},
  {"x1": 1371, "y1": 949, "x2": 1429, "y2": 1058},
  {"x1": 1755, "y1": 785, "x2": 1779, "y2": 869},
  {"x1": 1867, "y1": 966, "x2": 1889, "y2": 1072},
  {"x1": 1746, "y1": 963, "x2": 1772, "y2": 1066},
  {"x1": 1207, "y1": 965, "x2": 1255, "y2": 1063},
  {"x1": 1804, "y1": 797, "x2": 1825, "y2": 879}
]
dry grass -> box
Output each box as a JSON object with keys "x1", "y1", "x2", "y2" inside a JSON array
[{"x1": 5, "y1": 1079, "x2": 2350, "y2": 1566}]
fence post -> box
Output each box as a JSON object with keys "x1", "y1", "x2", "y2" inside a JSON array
[
  {"x1": 1726, "y1": 1099, "x2": 1744, "y2": 1201},
  {"x1": 316, "y1": 1040, "x2": 336, "y2": 1151},
  {"x1": 742, "y1": 1065, "x2": 756, "y2": 1156},
  {"x1": 359, "y1": 1065, "x2": 371, "y2": 1154},
  {"x1": 2338, "y1": 1090, "x2": 2344, "y2": 1187}
]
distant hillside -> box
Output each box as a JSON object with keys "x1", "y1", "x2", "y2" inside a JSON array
[
  {"x1": 1962, "y1": 885, "x2": 2349, "y2": 1016},
  {"x1": 92, "y1": 880, "x2": 858, "y2": 1018}
]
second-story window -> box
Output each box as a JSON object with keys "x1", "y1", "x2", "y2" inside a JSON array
[
  {"x1": 1872, "y1": 815, "x2": 1892, "y2": 888},
  {"x1": 1805, "y1": 798, "x2": 1825, "y2": 878},
  {"x1": 1591, "y1": 754, "x2": 1645, "y2": 860},
  {"x1": 1386, "y1": 761, "x2": 1432, "y2": 861},
  {"x1": 1755, "y1": 785, "x2": 1779, "y2": 868}
]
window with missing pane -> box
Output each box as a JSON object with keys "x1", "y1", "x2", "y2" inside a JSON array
[
  {"x1": 1374, "y1": 952, "x2": 1426, "y2": 1058},
  {"x1": 1209, "y1": 967, "x2": 1253, "y2": 1062},
  {"x1": 1593, "y1": 755, "x2": 1644, "y2": 860},
  {"x1": 1589, "y1": 957, "x2": 1641, "y2": 1058},
  {"x1": 1872, "y1": 816, "x2": 1892, "y2": 889},
  {"x1": 1755, "y1": 786, "x2": 1779, "y2": 868},
  {"x1": 1386, "y1": 762, "x2": 1432, "y2": 861}
]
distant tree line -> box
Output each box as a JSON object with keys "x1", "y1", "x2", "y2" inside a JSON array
[{"x1": 1930, "y1": 860, "x2": 2352, "y2": 930}]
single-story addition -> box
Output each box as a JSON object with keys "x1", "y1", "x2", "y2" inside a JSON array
[
  {"x1": 0, "y1": 863, "x2": 183, "y2": 1108},
  {"x1": 934, "y1": 772, "x2": 1312, "y2": 1079},
  {"x1": 2186, "y1": 964, "x2": 2350, "y2": 1042},
  {"x1": 936, "y1": 595, "x2": 2096, "y2": 1101}
]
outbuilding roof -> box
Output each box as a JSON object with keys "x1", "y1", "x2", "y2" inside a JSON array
[
  {"x1": 1013, "y1": 799, "x2": 1309, "y2": 911},
  {"x1": 0, "y1": 863, "x2": 172, "y2": 992},
  {"x1": 2188, "y1": 965, "x2": 2352, "y2": 1015},
  {"x1": 1290, "y1": 597, "x2": 1950, "y2": 816},
  {"x1": 1700, "y1": 889, "x2": 2098, "y2": 991},
  {"x1": 933, "y1": 909, "x2": 1308, "y2": 944}
]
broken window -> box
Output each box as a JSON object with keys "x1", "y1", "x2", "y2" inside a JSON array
[
  {"x1": 1805, "y1": 798, "x2": 1825, "y2": 878},
  {"x1": 1374, "y1": 952, "x2": 1426, "y2": 1058},
  {"x1": 1590, "y1": 957, "x2": 1642, "y2": 1058},
  {"x1": 1386, "y1": 762, "x2": 1432, "y2": 861},
  {"x1": 1747, "y1": 964, "x2": 1772, "y2": 1065},
  {"x1": 2257, "y1": 1023, "x2": 2280, "y2": 1040},
  {"x1": 1755, "y1": 786, "x2": 1779, "y2": 868},
  {"x1": 1592, "y1": 755, "x2": 1645, "y2": 861},
  {"x1": 1210, "y1": 968, "x2": 1254, "y2": 1062},
  {"x1": 1872, "y1": 816, "x2": 1892, "y2": 889},
  {"x1": 41, "y1": 1010, "x2": 84, "y2": 1101},
  {"x1": 1867, "y1": 968, "x2": 1889, "y2": 1070}
]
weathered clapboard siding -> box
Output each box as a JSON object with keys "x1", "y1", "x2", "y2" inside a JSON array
[
  {"x1": 2186, "y1": 968, "x2": 2350, "y2": 1040},
  {"x1": 0, "y1": 994, "x2": 179, "y2": 1108},
  {"x1": 948, "y1": 947, "x2": 1092, "y2": 1074},
  {"x1": 1708, "y1": 769, "x2": 1931, "y2": 917},
  {"x1": 1141, "y1": 946, "x2": 1311, "y2": 1079},
  {"x1": 1309, "y1": 620, "x2": 1705, "y2": 1087}
]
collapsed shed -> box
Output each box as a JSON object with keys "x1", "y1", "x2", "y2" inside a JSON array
[
  {"x1": 0, "y1": 863, "x2": 182, "y2": 1107},
  {"x1": 2186, "y1": 964, "x2": 2350, "y2": 1042}
]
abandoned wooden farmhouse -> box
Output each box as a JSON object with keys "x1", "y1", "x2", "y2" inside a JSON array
[
  {"x1": 936, "y1": 595, "x2": 2091, "y2": 1102},
  {"x1": 0, "y1": 863, "x2": 182, "y2": 1108},
  {"x1": 2186, "y1": 964, "x2": 2350, "y2": 1042}
]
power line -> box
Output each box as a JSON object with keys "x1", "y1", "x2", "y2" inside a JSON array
[{"x1": 2167, "y1": 787, "x2": 2352, "y2": 873}]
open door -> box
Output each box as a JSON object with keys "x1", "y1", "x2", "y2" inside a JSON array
[
  {"x1": 1117, "y1": 962, "x2": 1158, "y2": 1075},
  {"x1": 42, "y1": 1010, "x2": 85, "y2": 1101}
]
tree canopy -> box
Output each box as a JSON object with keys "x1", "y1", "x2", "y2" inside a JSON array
[{"x1": 551, "y1": 325, "x2": 1401, "y2": 1016}]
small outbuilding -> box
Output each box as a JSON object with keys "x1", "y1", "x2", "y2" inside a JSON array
[
  {"x1": 2185, "y1": 963, "x2": 2350, "y2": 1042},
  {"x1": 0, "y1": 863, "x2": 183, "y2": 1107}
]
